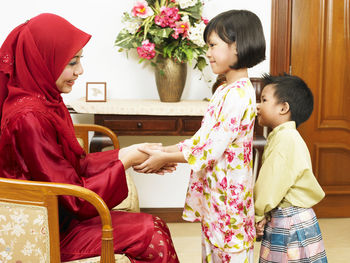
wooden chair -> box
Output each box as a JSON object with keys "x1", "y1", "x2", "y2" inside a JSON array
[
  {"x1": 73, "y1": 123, "x2": 140, "y2": 213},
  {"x1": 0, "y1": 177, "x2": 130, "y2": 263},
  {"x1": 74, "y1": 123, "x2": 119, "y2": 153}
]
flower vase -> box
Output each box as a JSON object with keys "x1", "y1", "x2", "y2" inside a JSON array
[{"x1": 154, "y1": 56, "x2": 187, "y2": 102}]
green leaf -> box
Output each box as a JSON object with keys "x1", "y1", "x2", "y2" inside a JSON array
[
  {"x1": 149, "y1": 27, "x2": 173, "y2": 38},
  {"x1": 242, "y1": 109, "x2": 248, "y2": 120},
  {"x1": 236, "y1": 234, "x2": 244, "y2": 240},
  {"x1": 250, "y1": 111, "x2": 256, "y2": 120},
  {"x1": 230, "y1": 217, "x2": 237, "y2": 225},
  {"x1": 115, "y1": 33, "x2": 139, "y2": 49},
  {"x1": 219, "y1": 195, "x2": 226, "y2": 202},
  {"x1": 193, "y1": 137, "x2": 200, "y2": 145},
  {"x1": 200, "y1": 150, "x2": 207, "y2": 160},
  {"x1": 185, "y1": 203, "x2": 194, "y2": 211},
  {"x1": 207, "y1": 177, "x2": 212, "y2": 188},
  {"x1": 181, "y1": 2, "x2": 202, "y2": 20},
  {"x1": 182, "y1": 48, "x2": 194, "y2": 65},
  {"x1": 188, "y1": 154, "x2": 196, "y2": 165},
  {"x1": 195, "y1": 56, "x2": 208, "y2": 71}
]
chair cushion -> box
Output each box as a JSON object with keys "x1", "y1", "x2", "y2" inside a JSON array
[
  {"x1": 112, "y1": 172, "x2": 140, "y2": 212},
  {"x1": 66, "y1": 254, "x2": 131, "y2": 262},
  {"x1": 0, "y1": 201, "x2": 50, "y2": 262}
]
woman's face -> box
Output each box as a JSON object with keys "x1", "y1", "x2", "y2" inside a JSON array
[{"x1": 56, "y1": 49, "x2": 84, "y2": 93}]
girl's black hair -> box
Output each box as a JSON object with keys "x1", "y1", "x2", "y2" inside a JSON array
[{"x1": 203, "y1": 10, "x2": 266, "y2": 69}]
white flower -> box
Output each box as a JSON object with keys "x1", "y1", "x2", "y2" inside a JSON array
[
  {"x1": 33, "y1": 214, "x2": 44, "y2": 226},
  {"x1": 188, "y1": 21, "x2": 206, "y2": 47},
  {"x1": 0, "y1": 250, "x2": 12, "y2": 261},
  {"x1": 21, "y1": 240, "x2": 34, "y2": 256},
  {"x1": 125, "y1": 20, "x2": 142, "y2": 34},
  {"x1": 10, "y1": 209, "x2": 29, "y2": 225},
  {"x1": 181, "y1": 15, "x2": 190, "y2": 23},
  {"x1": 1, "y1": 222, "x2": 12, "y2": 233},
  {"x1": 177, "y1": 0, "x2": 198, "y2": 9},
  {"x1": 11, "y1": 223, "x2": 25, "y2": 237}
]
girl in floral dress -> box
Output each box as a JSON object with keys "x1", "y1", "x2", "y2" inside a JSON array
[{"x1": 135, "y1": 10, "x2": 266, "y2": 262}]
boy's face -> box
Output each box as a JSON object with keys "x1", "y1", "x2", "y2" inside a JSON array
[{"x1": 257, "y1": 84, "x2": 285, "y2": 129}]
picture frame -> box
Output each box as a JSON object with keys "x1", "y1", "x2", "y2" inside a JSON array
[{"x1": 86, "y1": 82, "x2": 107, "y2": 102}]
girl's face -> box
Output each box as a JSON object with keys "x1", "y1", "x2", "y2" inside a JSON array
[
  {"x1": 56, "y1": 49, "x2": 84, "y2": 93},
  {"x1": 257, "y1": 84, "x2": 284, "y2": 129},
  {"x1": 206, "y1": 31, "x2": 237, "y2": 75}
]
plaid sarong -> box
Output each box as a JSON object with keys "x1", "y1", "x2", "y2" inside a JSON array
[{"x1": 259, "y1": 206, "x2": 327, "y2": 263}]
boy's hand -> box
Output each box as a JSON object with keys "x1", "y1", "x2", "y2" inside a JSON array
[{"x1": 256, "y1": 218, "x2": 267, "y2": 239}]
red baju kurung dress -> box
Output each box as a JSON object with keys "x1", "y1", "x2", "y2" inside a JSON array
[{"x1": 0, "y1": 13, "x2": 178, "y2": 263}]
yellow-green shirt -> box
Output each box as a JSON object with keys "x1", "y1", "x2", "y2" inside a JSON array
[{"x1": 254, "y1": 121, "x2": 325, "y2": 222}]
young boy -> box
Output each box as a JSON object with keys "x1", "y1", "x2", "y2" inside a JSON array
[{"x1": 254, "y1": 73, "x2": 328, "y2": 262}]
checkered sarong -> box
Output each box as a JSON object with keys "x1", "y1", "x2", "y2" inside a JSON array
[{"x1": 259, "y1": 206, "x2": 327, "y2": 263}]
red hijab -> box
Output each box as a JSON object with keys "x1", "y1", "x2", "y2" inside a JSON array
[{"x1": 0, "y1": 13, "x2": 91, "y2": 167}]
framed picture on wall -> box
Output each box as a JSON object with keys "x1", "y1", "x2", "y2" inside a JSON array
[{"x1": 86, "y1": 82, "x2": 106, "y2": 102}]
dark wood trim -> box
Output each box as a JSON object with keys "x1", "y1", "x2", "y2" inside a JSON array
[
  {"x1": 140, "y1": 207, "x2": 186, "y2": 223},
  {"x1": 270, "y1": 0, "x2": 292, "y2": 75}
]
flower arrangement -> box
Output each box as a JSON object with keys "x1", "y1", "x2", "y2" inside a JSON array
[{"x1": 115, "y1": 0, "x2": 208, "y2": 72}]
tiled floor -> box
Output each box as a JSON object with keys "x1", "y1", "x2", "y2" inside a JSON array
[{"x1": 168, "y1": 218, "x2": 350, "y2": 262}]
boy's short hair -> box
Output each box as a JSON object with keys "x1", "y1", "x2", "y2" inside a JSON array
[
  {"x1": 262, "y1": 73, "x2": 314, "y2": 127},
  {"x1": 203, "y1": 10, "x2": 266, "y2": 69}
]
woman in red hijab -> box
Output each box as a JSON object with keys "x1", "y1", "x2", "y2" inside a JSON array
[{"x1": 0, "y1": 13, "x2": 179, "y2": 263}]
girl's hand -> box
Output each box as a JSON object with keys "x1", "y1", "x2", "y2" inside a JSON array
[
  {"x1": 133, "y1": 145, "x2": 169, "y2": 173},
  {"x1": 119, "y1": 143, "x2": 162, "y2": 169}
]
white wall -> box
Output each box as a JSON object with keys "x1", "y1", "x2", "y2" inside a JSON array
[{"x1": 1, "y1": 0, "x2": 271, "y2": 207}]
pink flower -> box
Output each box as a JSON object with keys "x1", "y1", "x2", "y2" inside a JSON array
[
  {"x1": 225, "y1": 150, "x2": 235, "y2": 163},
  {"x1": 220, "y1": 177, "x2": 227, "y2": 189},
  {"x1": 201, "y1": 17, "x2": 209, "y2": 25},
  {"x1": 137, "y1": 40, "x2": 156, "y2": 60},
  {"x1": 154, "y1": 7, "x2": 180, "y2": 28},
  {"x1": 190, "y1": 182, "x2": 203, "y2": 193},
  {"x1": 243, "y1": 141, "x2": 252, "y2": 164},
  {"x1": 172, "y1": 21, "x2": 189, "y2": 39},
  {"x1": 206, "y1": 159, "x2": 215, "y2": 172},
  {"x1": 224, "y1": 230, "x2": 234, "y2": 243},
  {"x1": 132, "y1": 0, "x2": 154, "y2": 18}
]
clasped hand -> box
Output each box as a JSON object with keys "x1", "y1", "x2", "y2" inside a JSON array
[{"x1": 133, "y1": 144, "x2": 176, "y2": 174}]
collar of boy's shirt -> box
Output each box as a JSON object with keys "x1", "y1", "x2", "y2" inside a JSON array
[{"x1": 267, "y1": 121, "x2": 296, "y2": 142}]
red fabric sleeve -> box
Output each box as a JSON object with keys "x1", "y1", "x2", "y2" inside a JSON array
[{"x1": 9, "y1": 111, "x2": 128, "y2": 219}]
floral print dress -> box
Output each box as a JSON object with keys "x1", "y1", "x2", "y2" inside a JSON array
[{"x1": 178, "y1": 78, "x2": 256, "y2": 256}]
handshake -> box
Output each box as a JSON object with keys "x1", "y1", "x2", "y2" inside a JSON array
[{"x1": 118, "y1": 143, "x2": 184, "y2": 174}]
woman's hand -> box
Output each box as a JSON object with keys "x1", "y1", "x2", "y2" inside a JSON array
[
  {"x1": 133, "y1": 145, "x2": 169, "y2": 173},
  {"x1": 119, "y1": 143, "x2": 162, "y2": 170}
]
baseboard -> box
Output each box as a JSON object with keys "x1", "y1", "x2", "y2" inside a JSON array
[{"x1": 140, "y1": 207, "x2": 186, "y2": 223}]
